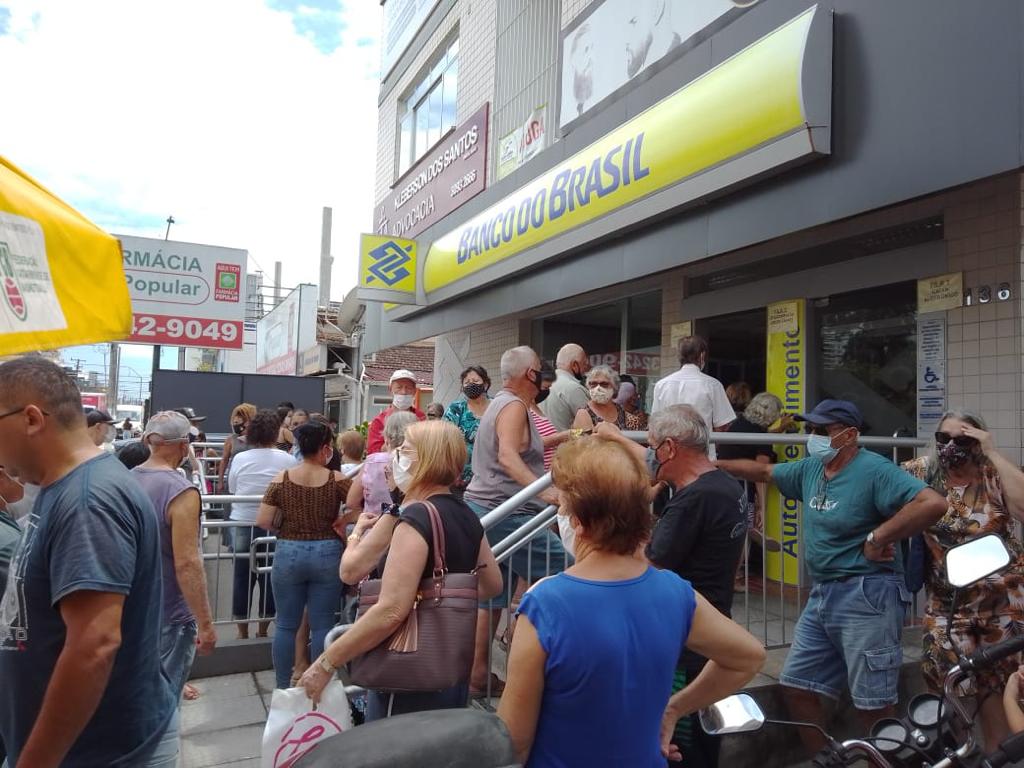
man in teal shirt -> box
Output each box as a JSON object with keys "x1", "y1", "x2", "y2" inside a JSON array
[{"x1": 718, "y1": 399, "x2": 946, "y2": 757}]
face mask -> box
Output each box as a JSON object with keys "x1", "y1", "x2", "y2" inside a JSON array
[
  {"x1": 535, "y1": 389, "x2": 550, "y2": 405},
  {"x1": 645, "y1": 441, "x2": 668, "y2": 480},
  {"x1": 937, "y1": 441, "x2": 973, "y2": 470},
  {"x1": 589, "y1": 386, "x2": 613, "y2": 405},
  {"x1": 572, "y1": 363, "x2": 587, "y2": 384},
  {"x1": 393, "y1": 394, "x2": 414, "y2": 410},
  {"x1": 526, "y1": 369, "x2": 543, "y2": 393},
  {"x1": 807, "y1": 434, "x2": 840, "y2": 465},
  {"x1": 392, "y1": 453, "x2": 414, "y2": 491},
  {"x1": 232, "y1": 423, "x2": 245, "y2": 436},
  {"x1": 463, "y1": 382, "x2": 486, "y2": 400},
  {"x1": 104, "y1": 426, "x2": 116, "y2": 443}
]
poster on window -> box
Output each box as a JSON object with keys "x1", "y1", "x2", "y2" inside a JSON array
[
  {"x1": 560, "y1": 0, "x2": 742, "y2": 130},
  {"x1": 497, "y1": 105, "x2": 548, "y2": 181}
]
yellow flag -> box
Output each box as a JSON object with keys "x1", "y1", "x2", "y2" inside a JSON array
[{"x1": 0, "y1": 156, "x2": 130, "y2": 355}]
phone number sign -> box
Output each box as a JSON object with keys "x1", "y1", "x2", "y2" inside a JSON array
[{"x1": 118, "y1": 235, "x2": 247, "y2": 350}]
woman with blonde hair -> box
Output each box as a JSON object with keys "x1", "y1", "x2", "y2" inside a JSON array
[
  {"x1": 498, "y1": 436, "x2": 765, "y2": 766},
  {"x1": 301, "y1": 420, "x2": 503, "y2": 718},
  {"x1": 218, "y1": 402, "x2": 256, "y2": 490}
]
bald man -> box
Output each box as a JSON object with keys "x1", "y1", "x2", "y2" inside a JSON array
[{"x1": 540, "y1": 343, "x2": 591, "y2": 431}]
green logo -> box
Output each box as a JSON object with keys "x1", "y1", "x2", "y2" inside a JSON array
[{"x1": 219, "y1": 272, "x2": 237, "y2": 290}]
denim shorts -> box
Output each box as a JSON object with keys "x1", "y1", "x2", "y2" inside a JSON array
[{"x1": 780, "y1": 574, "x2": 911, "y2": 710}]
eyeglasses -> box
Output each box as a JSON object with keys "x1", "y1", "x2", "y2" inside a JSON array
[
  {"x1": 935, "y1": 432, "x2": 978, "y2": 448},
  {"x1": 0, "y1": 406, "x2": 48, "y2": 421},
  {"x1": 806, "y1": 425, "x2": 830, "y2": 436},
  {"x1": 589, "y1": 382, "x2": 613, "y2": 389}
]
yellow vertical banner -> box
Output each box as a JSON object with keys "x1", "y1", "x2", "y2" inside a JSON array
[{"x1": 765, "y1": 299, "x2": 806, "y2": 585}]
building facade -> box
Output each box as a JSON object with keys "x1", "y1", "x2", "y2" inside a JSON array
[{"x1": 366, "y1": 0, "x2": 1024, "y2": 461}]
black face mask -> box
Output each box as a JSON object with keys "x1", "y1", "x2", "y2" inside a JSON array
[
  {"x1": 232, "y1": 423, "x2": 245, "y2": 436},
  {"x1": 527, "y1": 369, "x2": 543, "y2": 393},
  {"x1": 937, "y1": 441, "x2": 974, "y2": 470},
  {"x1": 535, "y1": 389, "x2": 550, "y2": 405},
  {"x1": 463, "y1": 382, "x2": 486, "y2": 400},
  {"x1": 571, "y1": 363, "x2": 587, "y2": 384}
]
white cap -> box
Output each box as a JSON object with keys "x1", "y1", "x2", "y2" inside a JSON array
[{"x1": 390, "y1": 369, "x2": 417, "y2": 385}]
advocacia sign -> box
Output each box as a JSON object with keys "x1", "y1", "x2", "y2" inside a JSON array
[{"x1": 422, "y1": 6, "x2": 832, "y2": 298}]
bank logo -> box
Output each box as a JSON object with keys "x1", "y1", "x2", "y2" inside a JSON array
[
  {"x1": 366, "y1": 240, "x2": 413, "y2": 286},
  {"x1": 0, "y1": 242, "x2": 27, "y2": 322}
]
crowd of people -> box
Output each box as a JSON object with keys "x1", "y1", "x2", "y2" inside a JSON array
[{"x1": 1, "y1": 336, "x2": 1024, "y2": 766}]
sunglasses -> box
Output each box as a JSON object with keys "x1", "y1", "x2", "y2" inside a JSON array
[
  {"x1": 806, "y1": 426, "x2": 831, "y2": 436},
  {"x1": 935, "y1": 432, "x2": 977, "y2": 448}
]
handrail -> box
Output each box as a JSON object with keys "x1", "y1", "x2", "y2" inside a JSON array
[
  {"x1": 622, "y1": 430, "x2": 929, "y2": 448},
  {"x1": 492, "y1": 505, "x2": 559, "y2": 560},
  {"x1": 478, "y1": 474, "x2": 553, "y2": 531}
]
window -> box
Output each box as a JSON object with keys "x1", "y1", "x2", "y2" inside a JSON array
[{"x1": 397, "y1": 37, "x2": 459, "y2": 177}]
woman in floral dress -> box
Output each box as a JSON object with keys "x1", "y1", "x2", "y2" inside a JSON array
[
  {"x1": 443, "y1": 365, "x2": 491, "y2": 495},
  {"x1": 903, "y1": 409, "x2": 1024, "y2": 750}
]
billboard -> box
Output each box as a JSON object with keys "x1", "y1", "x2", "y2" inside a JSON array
[
  {"x1": 375, "y1": 103, "x2": 489, "y2": 240},
  {"x1": 381, "y1": 0, "x2": 443, "y2": 79},
  {"x1": 119, "y1": 235, "x2": 247, "y2": 350},
  {"x1": 497, "y1": 105, "x2": 548, "y2": 181},
  {"x1": 560, "y1": 0, "x2": 741, "y2": 130},
  {"x1": 256, "y1": 284, "x2": 318, "y2": 376}
]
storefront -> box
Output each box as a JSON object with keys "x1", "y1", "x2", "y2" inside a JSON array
[{"x1": 365, "y1": 0, "x2": 1024, "y2": 463}]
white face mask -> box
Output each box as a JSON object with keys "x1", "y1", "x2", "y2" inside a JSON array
[
  {"x1": 393, "y1": 393, "x2": 414, "y2": 410},
  {"x1": 589, "y1": 385, "x2": 614, "y2": 405},
  {"x1": 104, "y1": 426, "x2": 117, "y2": 443},
  {"x1": 392, "y1": 452, "x2": 414, "y2": 491}
]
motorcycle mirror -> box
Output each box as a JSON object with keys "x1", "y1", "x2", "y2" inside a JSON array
[
  {"x1": 699, "y1": 693, "x2": 766, "y2": 736},
  {"x1": 945, "y1": 534, "x2": 1011, "y2": 589}
]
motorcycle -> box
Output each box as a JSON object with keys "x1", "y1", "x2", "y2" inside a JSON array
[{"x1": 700, "y1": 534, "x2": 1024, "y2": 768}]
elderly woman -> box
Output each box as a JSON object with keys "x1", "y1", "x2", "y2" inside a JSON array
[
  {"x1": 571, "y1": 364, "x2": 626, "y2": 431},
  {"x1": 498, "y1": 435, "x2": 765, "y2": 766},
  {"x1": 300, "y1": 420, "x2": 503, "y2": 719},
  {"x1": 615, "y1": 375, "x2": 648, "y2": 431},
  {"x1": 258, "y1": 421, "x2": 354, "y2": 689},
  {"x1": 443, "y1": 365, "x2": 492, "y2": 493},
  {"x1": 902, "y1": 409, "x2": 1024, "y2": 751}
]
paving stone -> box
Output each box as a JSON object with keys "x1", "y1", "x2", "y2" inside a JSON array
[
  {"x1": 180, "y1": 724, "x2": 263, "y2": 768},
  {"x1": 182, "y1": 694, "x2": 267, "y2": 737},
  {"x1": 182, "y1": 673, "x2": 259, "y2": 704}
]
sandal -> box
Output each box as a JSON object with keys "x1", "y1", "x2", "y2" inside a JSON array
[{"x1": 469, "y1": 673, "x2": 506, "y2": 698}]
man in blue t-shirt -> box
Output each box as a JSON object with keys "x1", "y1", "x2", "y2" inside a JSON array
[
  {"x1": 718, "y1": 399, "x2": 946, "y2": 757},
  {"x1": 0, "y1": 357, "x2": 176, "y2": 768}
]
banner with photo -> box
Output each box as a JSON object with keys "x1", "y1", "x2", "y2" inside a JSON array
[
  {"x1": 497, "y1": 105, "x2": 548, "y2": 181},
  {"x1": 560, "y1": 0, "x2": 741, "y2": 130}
]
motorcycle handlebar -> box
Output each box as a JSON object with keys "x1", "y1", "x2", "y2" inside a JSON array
[
  {"x1": 964, "y1": 634, "x2": 1024, "y2": 670},
  {"x1": 982, "y1": 732, "x2": 1024, "y2": 768}
]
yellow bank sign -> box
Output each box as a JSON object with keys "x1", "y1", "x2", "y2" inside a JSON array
[
  {"x1": 423, "y1": 6, "x2": 831, "y2": 297},
  {"x1": 357, "y1": 234, "x2": 419, "y2": 305}
]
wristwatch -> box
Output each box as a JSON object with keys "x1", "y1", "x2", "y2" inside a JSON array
[
  {"x1": 318, "y1": 655, "x2": 336, "y2": 674},
  {"x1": 866, "y1": 530, "x2": 879, "y2": 547}
]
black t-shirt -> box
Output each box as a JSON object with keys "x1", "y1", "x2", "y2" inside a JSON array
[
  {"x1": 716, "y1": 416, "x2": 775, "y2": 501},
  {"x1": 380, "y1": 494, "x2": 484, "y2": 580},
  {"x1": 646, "y1": 469, "x2": 746, "y2": 675}
]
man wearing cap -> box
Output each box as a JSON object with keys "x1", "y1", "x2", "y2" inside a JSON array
[
  {"x1": 717, "y1": 399, "x2": 946, "y2": 755},
  {"x1": 133, "y1": 412, "x2": 217, "y2": 702},
  {"x1": 366, "y1": 369, "x2": 425, "y2": 454},
  {"x1": 86, "y1": 410, "x2": 117, "y2": 451}
]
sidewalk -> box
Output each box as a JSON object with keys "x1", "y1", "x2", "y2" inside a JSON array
[{"x1": 178, "y1": 670, "x2": 275, "y2": 768}]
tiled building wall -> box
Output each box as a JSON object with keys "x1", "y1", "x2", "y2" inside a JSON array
[
  {"x1": 433, "y1": 318, "x2": 519, "y2": 405},
  {"x1": 943, "y1": 173, "x2": 1022, "y2": 460},
  {"x1": 561, "y1": 0, "x2": 596, "y2": 28},
  {"x1": 374, "y1": 0, "x2": 498, "y2": 204}
]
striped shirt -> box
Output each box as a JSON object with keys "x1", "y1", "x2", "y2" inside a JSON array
[{"x1": 530, "y1": 409, "x2": 559, "y2": 471}]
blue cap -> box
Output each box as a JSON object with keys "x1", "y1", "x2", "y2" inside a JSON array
[{"x1": 796, "y1": 399, "x2": 863, "y2": 428}]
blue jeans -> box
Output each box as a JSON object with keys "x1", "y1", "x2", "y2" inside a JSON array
[
  {"x1": 366, "y1": 683, "x2": 469, "y2": 721},
  {"x1": 271, "y1": 538, "x2": 344, "y2": 689},
  {"x1": 230, "y1": 524, "x2": 276, "y2": 621},
  {"x1": 137, "y1": 707, "x2": 180, "y2": 767},
  {"x1": 160, "y1": 620, "x2": 198, "y2": 699},
  {"x1": 466, "y1": 501, "x2": 567, "y2": 608},
  {"x1": 780, "y1": 574, "x2": 911, "y2": 710}
]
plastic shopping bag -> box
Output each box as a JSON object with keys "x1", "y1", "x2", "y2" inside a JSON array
[{"x1": 262, "y1": 681, "x2": 353, "y2": 768}]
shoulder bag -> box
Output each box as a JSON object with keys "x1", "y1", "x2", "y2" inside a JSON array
[{"x1": 348, "y1": 500, "x2": 481, "y2": 692}]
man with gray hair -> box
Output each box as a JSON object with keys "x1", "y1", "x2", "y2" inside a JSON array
[
  {"x1": 466, "y1": 345, "x2": 565, "y2": 695},
  {"x1": 596, "y1": 404, "x2": 747, "y2": 767},
  {"x1": 541, "y1": 343, "x2": 591, "y2": 431},
  {"x1": 133, "y1": 411, "x2": 217, "y2": 702}
]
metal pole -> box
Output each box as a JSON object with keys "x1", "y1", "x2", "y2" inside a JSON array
[
  {"x1": 319, "y1": 207, "x2": 333, "y2": 306},
  {"x1": 107, "y1": 343, "x2": 120, "y2": 410}
]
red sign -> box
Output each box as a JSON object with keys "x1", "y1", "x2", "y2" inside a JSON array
[
  {"x1": 375, "y1": 103, "x2": 489, "y2": 240},
  {"x1": 130, "y1": 313, "x2": 243, "y2": 350}
]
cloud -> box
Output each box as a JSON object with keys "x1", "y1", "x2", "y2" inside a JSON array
[
  {"x1": 0, "y1": 7, "x2": 10, "y2": 36},
  {"x1": 0, "y1": 0, "x2": 382, "y2": 299}
]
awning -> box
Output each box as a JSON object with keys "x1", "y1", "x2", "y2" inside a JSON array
[{"x1": 0, "y1": 156, "x2": 130, "y2": 355}]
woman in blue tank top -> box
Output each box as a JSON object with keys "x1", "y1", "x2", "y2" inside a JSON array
[{"x1": 498, "y1": 435, "x2": 766, "y2": 767}]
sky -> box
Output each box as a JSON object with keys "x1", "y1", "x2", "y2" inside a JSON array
[{"x1": 0, "y1": 0, "x2": 382, "y2": 387}]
